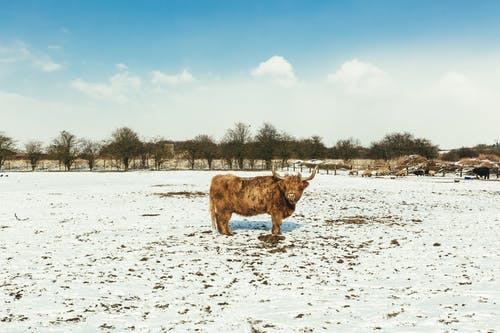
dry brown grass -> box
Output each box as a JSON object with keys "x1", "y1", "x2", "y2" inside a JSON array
[
  {"x1": 376, "y1": 167, "x2": 390, "y2": 176},
  {"x1": 395, "y1": 155, "x2": 427, "y2": 167},
  {"x1": 478, "y1": 154, "x2": 500, "y2": 162},
  {"x1": 396, "y1": 169, "x2": 407, "y2": 177}
]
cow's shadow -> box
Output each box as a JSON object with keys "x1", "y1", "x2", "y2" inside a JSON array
[{"x1": 229, "y1": 220, "x2": 301, "y2": 233}]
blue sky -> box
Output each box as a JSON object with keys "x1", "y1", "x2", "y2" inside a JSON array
[{"x1": 1, "y1": 1, "x2": 500, "y2": 147}]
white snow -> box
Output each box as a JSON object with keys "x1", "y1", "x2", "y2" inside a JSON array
[{"x1": 0, "y1": 171, "x2": 499, "y2": 332}]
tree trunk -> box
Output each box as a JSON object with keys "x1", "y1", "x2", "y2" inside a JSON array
[{"x1": 124, "y1": 157, "x2": 129, "y2": 171}]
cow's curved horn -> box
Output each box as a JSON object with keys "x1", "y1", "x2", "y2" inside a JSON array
[
  {"x1": 272, "y1": 164, "x2": 286, "y2": 180},
  {"x1": 301, "y1": 165, "x2": 319, "y2": 181}
]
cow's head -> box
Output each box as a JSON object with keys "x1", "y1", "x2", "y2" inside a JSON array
[{"x1": 272, "y1": 165, "x2": 319, "y2": 205}]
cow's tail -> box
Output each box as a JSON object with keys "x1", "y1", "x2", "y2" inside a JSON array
[{"x1": 209, "y1": 195, "x2": 218, "y2": 232}]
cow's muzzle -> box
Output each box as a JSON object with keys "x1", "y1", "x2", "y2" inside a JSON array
[{"x1": 286, "y1": 193, "x2": 297, "y2": 204}]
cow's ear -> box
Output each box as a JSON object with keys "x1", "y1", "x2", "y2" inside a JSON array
[{"x1": 302, "y1": 181, "x2": 309, "y2": 189}]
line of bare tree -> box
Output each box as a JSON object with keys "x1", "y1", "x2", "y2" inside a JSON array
[{"x1": 1, "y1": 123, "x2": 499, "y2": 171}]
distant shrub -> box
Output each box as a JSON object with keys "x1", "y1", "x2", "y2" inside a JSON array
[{"x1": 442, "y1": 147, "x2": 478, "y2": 162}]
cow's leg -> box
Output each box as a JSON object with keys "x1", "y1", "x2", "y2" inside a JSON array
[
  {"x1": 215, "y1": 213, "x2": 224, "y2": 234},
  {"x1": 219, "y1": 211, "x2": 234, "y2": 236},
  {"x1": 213, "y1": 207, "x2": 226, "y2": 234},
  {"x1": 271, "y1": 214, "x2": 282, "y2": 235},
  {"x1": 224, "y1": 214, "x2": 234, "y2": 236}
]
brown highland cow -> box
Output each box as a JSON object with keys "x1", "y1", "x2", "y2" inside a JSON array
[{"x1": 209, "y1": 165, "x2": 319, "y2": 235}]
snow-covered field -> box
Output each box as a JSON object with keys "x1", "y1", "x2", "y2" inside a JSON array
[{"x1": 0, "y1": 171, "x2": 499, "y2": 333}]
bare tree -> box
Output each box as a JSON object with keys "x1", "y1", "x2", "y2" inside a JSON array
[
  {"x1": 80, "y1": 139, "x2": 102, "y2": 171},
  {"x1": 223, "y1": 122, "x2": 251, "y2": 169},
  {"x1": 48, "y1": 131, "x2": 78, "y2": 171},
  {"x1": 310, "y1": 135, "x2": 327, "y2": 159},
  {"x1": 178, "y1": 139, "x2": 200, "y2": 169},
  {"x1": 25, "y1": 141, "x2": 44, "y2": 171},
  {"x1": 0, "y1": 133, "x2": 16, "y2": 169},
  {"x1": 195, "y1": 134, "x2": 218, "y2": 169},
  {"x1": 442, "y1": 147, "x2": 478, "y2": 162},
  {"x1": 332, "y1": 138, "x2": 361, "y2": 164},
  {"x1": 108, "y1": 127, "x2": 142, "y2": 171},
  {"x1": 255, "y1": 123, "x2": 280, "y2": 169},
  {"x1": 245, "y1": 140, "x2": 259, "y2": 169},
  {"x1": 138, "y1": 140, "x2": 152, "y2": 169},
  {"x1": 99, "y1": 142, "x2": 114, "y2": 170},
  {"x1": 276, "y1": 132, "x2": 295, "y2": 168},
  {"x1": 220, "y1": 139, "x2": 235, "y2": 169},
  {"x1": 413, "y1": 138, "x2": 439, "y2": 159},
  {"x1": 295, "y1": 136, "x2": 326, "y2": 160},
  {"x1": 369, "y1": 132, "x2": 439, "y2": 160},
  {"x1": 149, "y1": 137, "x2": 173, "y2": 170}
]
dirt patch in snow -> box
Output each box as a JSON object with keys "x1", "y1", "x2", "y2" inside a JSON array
[
  {"x1": 257, "y1": 234, "x2": 285, "y2": 244},
  {"x1": 152, "y1": 184, "x2": 194, "y2": 187},
  {"x1": 325, "y1": 216, "x2": 369, "y2": 224},
  {"x1": 324, "y1": 215, "x2": 420, "y2": 226},
  {"x1": 256, "y1": 234, "x2": 297, "y2": 253},
  {"x1": 154, "y1": 191, "x2": 206, "y2": 198}
]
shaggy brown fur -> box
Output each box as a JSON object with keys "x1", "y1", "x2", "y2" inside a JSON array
[{"x1": 209, "y1": 168, "x2": 317, "y2": 235}]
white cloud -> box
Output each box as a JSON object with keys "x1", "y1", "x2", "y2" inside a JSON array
[
  {"x1": 71, "y1": 72, "x2": 142, "y2": 103},
  {"x1": 0, "y1": 40, "x2": 63, "y2": 72},
  {"x1": 151, "y1": 69, "x2": 194, "y2": 85},
  {"x1": 327, "y1": 59, "x2": 389, "y2": 94},
  {"x1": 33, "y1": 58, "x2": 63, "y2": 72},
  {"x1": 0, "y1": 41, "x2": 30, "y2": 63},
  {"x1": 251, "y1": 55, "x2": 297, "y2": 87},
  {"x1": 116, "y1": 63, "x2": 128, "y2": 71},
  {"x1": 432, "y1": 71, "x2": 478, "y2": 102},
  {"x1": 3, "y1": 52, "x2": 500, "y2": 148}
]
